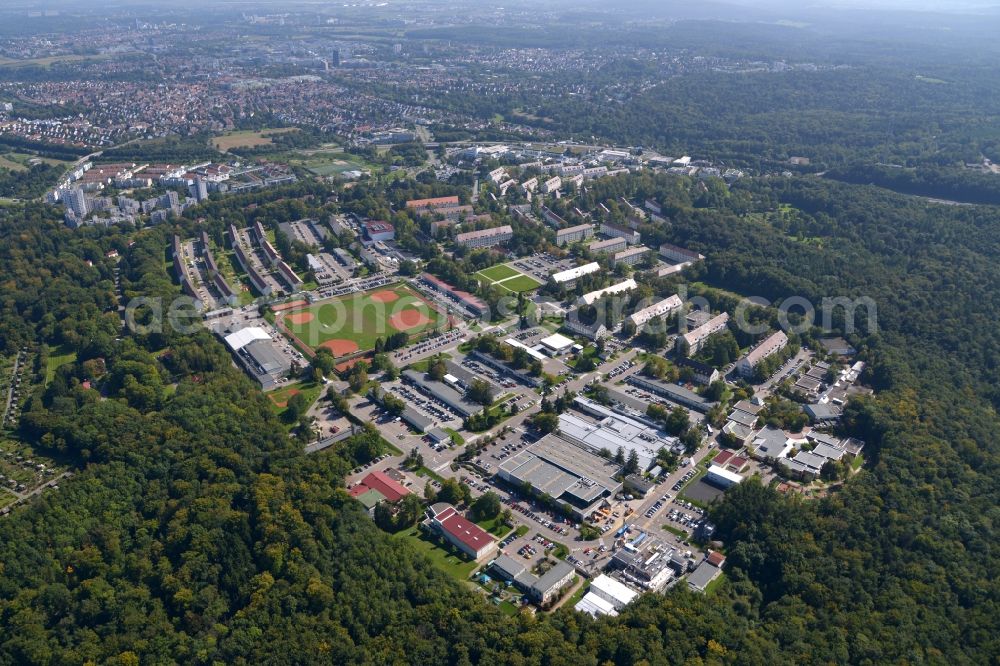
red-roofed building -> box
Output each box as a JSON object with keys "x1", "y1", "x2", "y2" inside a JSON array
[
  {"x1": 712, "y1": 450, "x2": 734, "y2": 467},
  {"x1": 425, "y1": 502, "x2": 497, "y2": 561},
  {"x1": 419, "y1": 273, "x2": 488, "y2": 317},
  {"x1": 364, "y1": 221, "x2": 395, "y2": 242},
  {"x1": 406, "y1": 195, "x2": 460, "y2": 210},
  {"x1": 728, "y1": 455, "x2": 749, "y2": 473},
  {"x1": 706, "y1": 551, "x2": 727, "y2": 568},
  {"x1": 351, "y1": 470, "x2": 410, "y2": 503}
]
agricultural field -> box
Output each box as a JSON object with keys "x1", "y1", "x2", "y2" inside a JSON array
[
  {"x1": 276, "y1": 283, "x2": 448, "y2": 356},
  {"x1": 0, "y1": 152, "x2": 69, "y2": 171},
  {"x1": 474, "y1": 263, "x2": 544, "y2": 294},
  {"x1": 0, "y1": 53, "x2": 115, "y2": 68},
  {"x1": 212, "y1": 127, "x2": 299, "y2": 151}
]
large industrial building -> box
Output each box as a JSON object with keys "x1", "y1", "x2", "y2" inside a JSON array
[
  {"x1": 402, "y1": 369, "x2": 482, "y2": 417},
  {"x1": 559, "y1": 397, "x2": 681, "y2": 470},
  {"x1": 496, "y1": 434, "x2": 622, "y2": 520},
  {"x1": 222, "y1": 327, "x2": 291, "y2": 391}
]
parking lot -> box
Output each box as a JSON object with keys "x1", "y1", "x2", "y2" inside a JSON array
[
  {"x1": 393, "y1": 328, "x2": 465, "y2": 365},
  {"x1": 386, "y1": 381, "x2": 463, "y2": 427},
  {"x1": 458, "y1": 353, "x2": 522, "y2": 391},
  {"x1": 509, "y1": 253, "x2": 576, "y2": 284},
  {"x1": 209, "y1": 305, "x2": 307, "y2": 389}
]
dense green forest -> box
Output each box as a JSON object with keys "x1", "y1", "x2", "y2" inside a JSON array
[
  {"x1": 825, "y1": 163, "x2": 1000, "y2": 205},
  {"x1": 0, "y1": 163, "x2": 62, "y2": 199},
  {"x1": 0, "y1": 168, "x2": 997, "y2": 664}
]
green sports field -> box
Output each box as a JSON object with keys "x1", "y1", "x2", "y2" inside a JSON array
[
  {"x1": 476, "y1": 264, "x2": 520, "y2": 281},
  {"x1": 474, "y1": 263, "x2": 543, "y2": 294},
  {"x1": 278, "y1": 283, "x2": 447, "y2": 355}
]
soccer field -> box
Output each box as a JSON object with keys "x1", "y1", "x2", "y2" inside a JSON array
[
  {"x1": 278, "y1": 283, "x2": 447, "y2": 356},
  {"x1": 474, "y1": 263, "x2": 543, "y2": 293}
]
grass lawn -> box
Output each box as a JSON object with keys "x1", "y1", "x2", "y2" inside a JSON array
[
  {"x1": 267, "y1": 381, "x2": 323, "y2": 421},
  {"x1": 0, "y1": 154, "x2": 26, "y2": 171},
  {"x1": 444, "y1": 427, "x2": 465, "y2": 446},
  {"x1": 851, "y1": 454, "x2": 864, "y2": 471},
  {"x1": 474, "y1": 264, "x2": 543, "y2": 294},
  {"x1": 704, "y1": 571, "x2": 727, "y2": 595},
  {"x1": 280, "y1": 283, "x2": 448, "y2": 354},
  {"x1": 212, "y1": 128, "x2": 298, "y2": 151},
  {"x1": 476, "y1": 264, "x2": 520, "y2": 282},
  {"x1": 564, "y1": 578, "x2": 590, "y2": 609},
  {"x1": 498, "y1": 600, "x2": 520, "y2": 616},
  {"x1": 0, "y1": 53, "x2": 115, "y2": 69},
  {"x1": 514, "y1": 525, "x2": 530, "y2": 538},
  {"x1": 45, "y1": 345, "x2": 77, "y2": 385},
  {"x1": 502, "y1": 275, "x2": 544, "y2": 293},
  {"x1": 475, "y1": 515, "x2": 514, "y2": 537},
  {"x1": 662, "y1": 524, "x2": 688, "y2": 539},
  {"x1": 548, "y1": 538, "x2": 569, "y2": 560},
  {"x1": 408, "y1": 352, "x2": 452, "y2": 373},
  {"x1": 413, "y1": 465, "x2": 446, "y2": 484},
  {"x1": 395, "y1": 528, "x2": 479, "y2": 582},
  {"x1": 266, "y1": 146, "x2": 373, "y2": 176}
]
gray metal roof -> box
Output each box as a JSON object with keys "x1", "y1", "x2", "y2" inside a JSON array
[
  {"x1": 687, "y1": 561, "x2": 720, "y2": 591},
  {"x1": 402, "y1": 369, "x2": 481, "y2": 417},
  {"x1": 243, "y1": 339, "x2": 290, "y2": 375},
  {"x1": 497, "y1": 435, "x2": 621, "y2": 507},
  {"x1": 530, "y1": 560, "x2": 575, "y2": 595}
]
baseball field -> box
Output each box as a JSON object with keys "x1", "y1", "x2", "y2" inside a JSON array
[{"x1": 277, "y1": 283, "x2": 447, "y2": 356}]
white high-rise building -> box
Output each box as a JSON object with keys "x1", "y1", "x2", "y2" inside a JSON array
[
  {"x1": 192, "y1": 178, "x2": 208, "y2": 202},
  {"x1": 63, "y1": 188, "x2": 89, "y2": 218}
]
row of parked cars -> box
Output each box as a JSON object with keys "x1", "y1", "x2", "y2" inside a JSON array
[
  {"x1": 606, "y1": 358, "x2": 635, "y2": 380},
  {"x1": 395, "y1": 329, "x2": 463, "y2": 363},
  {"x1": 672, "y1": 468, "x2": 698, "y2": 492},
  {"x1": 392, "y1": 384, "x2": 455, "y2": 422},
  {"x1": 461, "y1": 357, "x2": 517, "y2": 389},
  {"x1": 644, "y1": 492, "x2": 672, "y2": 519},
  {"x1": 667, "y1": 505, "x2": 703, "y2": 529},
  {"x1": 501, "y1": 495, "x2": 571, "y2": 536},
  {"x1": 351, "y1": 453, "x2": 391, "y2": 475}
]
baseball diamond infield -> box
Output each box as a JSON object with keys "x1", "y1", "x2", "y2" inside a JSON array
[{"x1": 277, "y1": 282, "x2": 448, "y2": 355}]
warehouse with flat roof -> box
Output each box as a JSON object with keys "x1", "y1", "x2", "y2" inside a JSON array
[{"x1": 496, "y1": 434, "x2": 622, "y2": 520}]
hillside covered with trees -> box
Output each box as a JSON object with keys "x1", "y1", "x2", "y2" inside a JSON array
[{"x1": 0, "y1": 166, "x2": 995, "y2": 663}]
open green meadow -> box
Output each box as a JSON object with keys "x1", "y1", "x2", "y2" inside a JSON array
[
  {"x1": 279, "y1": 283, "x2": 447, "y2": 354},
  {"x1": 212, "y1": 127, "x2": 299, "y2": 151}
]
